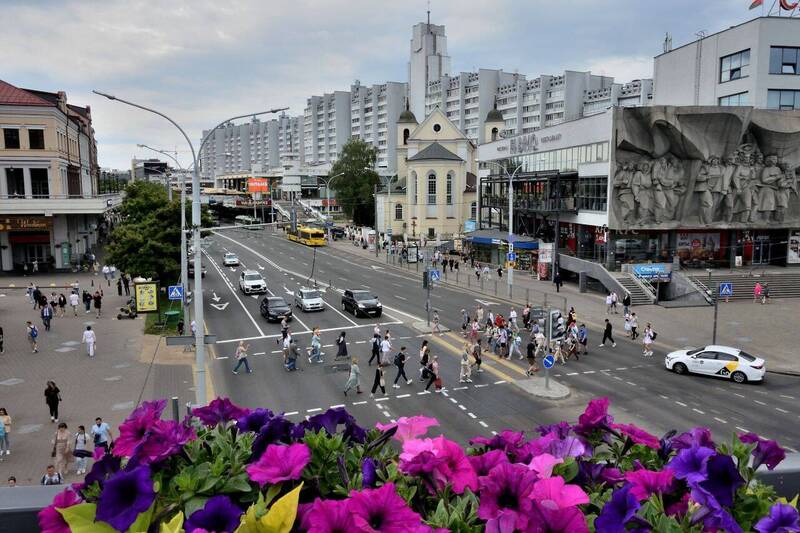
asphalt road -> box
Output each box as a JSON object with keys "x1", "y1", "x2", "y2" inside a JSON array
[{"x1": 199, "y1": 227, "x2": 800, "y2": 450}]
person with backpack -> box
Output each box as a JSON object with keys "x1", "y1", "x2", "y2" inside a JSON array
[
  {"x1": 380, "y1": 334, "x2": 392, "y2": 366},
  {"x1": 577, "y1": 324, "x2": 589, "y2": 355},
  {"x1": 471, "y1": 342, "x2": 483, "y2": 373},
  {"x1": 82, "y1": 290, "x2": 92, "y2": 314},
  {"x1": 424, "y1": 355, "x2": 442, "y2": 392},
  {"x1": 368, "y1": 331, "x2": 381, "y2": 366},
  {"x1": 392, "y1": 346, "x2": 411, "y2": 387},
  {"x1": 73, "y1": 425, "x2": 91, "y2": 474},
  {"x1": 525, "y1": 337, "x2": 539, "y2": 376},
  {"x1": 642, "y1": 323, "x2": 656, "y2": 357},
  {"x1": 40, "y1": 465, "x2": 62, "y2": 486},
  {"x1": 26, "y1": 321, "x2": 39, "y2": 353},
  {"x1": 629, "y1": 313, "x2": 639, "y2": 340}
]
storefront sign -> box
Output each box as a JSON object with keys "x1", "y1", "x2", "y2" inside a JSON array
[
  {"x1": 0, "y1": 216, "x2": 53, "y2": 232},
  {"x1": 632, "y1": 263, "x2": 672, "y2": 281},
  {"x1": 789, "y1": 230, "x2": 800, "y2": 264},
  {"x1": 464, "y1": 220, "x2": 476, "y2": 233},
  {"x1": 510, "y1": 133, "x2": 538, "y2": 155},
  {"x1": 247, "y1": 178, "x2": 270, "y2": 193},
  {"x1": 677, "y1": 232, "x2": 720, "y2": 261},
  {"x1": 134, "y1": 282, "x2": 159, "y2": 313}
]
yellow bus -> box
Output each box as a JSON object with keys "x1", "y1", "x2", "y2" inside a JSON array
[{"x1": 287, "y1": 225, "x2": 326, "y2": 246}]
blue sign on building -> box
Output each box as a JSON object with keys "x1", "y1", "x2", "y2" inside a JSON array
[{"x1": 632, "y1": 263, "x2": 672, "y2": 282}]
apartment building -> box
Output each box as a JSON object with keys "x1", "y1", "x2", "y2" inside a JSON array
[
  {"x1": 350, "y1": 81, "x2": 407, "y2": 171},
  {"x1": 583, "y1": 79, "x2": 654, "y2": 117},
  {"x1": 0, "y1": 79, "x2": 120, "y2": 272},
  {"x1": 302, "y1": 91, "x2": 351, "y2": 166}
]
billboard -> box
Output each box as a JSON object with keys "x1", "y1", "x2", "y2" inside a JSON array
[
  {"x1": 134, "y1": 282, "x2": 159, "y2": 313},
  {"x1": 247, "y1": 178, "x2": 270, "y2": 193}
]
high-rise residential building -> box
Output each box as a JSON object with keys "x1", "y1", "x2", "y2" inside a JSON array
[
  {"x1": 277, "y1": 113, "x2": 302, "y2": 164},
  {"x1": 302, "y1": 91, "x2": 351, "y2": 165},
  {"x1": 350, "y1": 80, "x2": 408, "y2": 171},
  {"x1": 408, "y1": 20, "x2": 451, "y2": 119},
  {"x1": 653, "y1": 16, "x2": 800, "y2": 109}
]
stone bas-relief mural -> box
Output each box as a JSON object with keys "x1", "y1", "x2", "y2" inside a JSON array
[{"x1": 610, "y1": 106, "x2": 800, "y2": 230}]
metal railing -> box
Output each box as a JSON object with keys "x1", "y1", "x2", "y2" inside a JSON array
[{"x1": 0, "y1": 192, "x2": 121, "y2": 200}]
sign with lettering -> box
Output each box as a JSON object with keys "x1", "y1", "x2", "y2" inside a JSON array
[
  {"x1": 247, "y1": 178, "x2": 270, "y2": 193},
  {"x1": 0, "y1": 216, "x2": 53, "y2": 232},
  {"x1": 632, "y1": 263, "x2": 672, "y2": 281},
  {"x1": 134, "y1": 282, "x2": 159, "y2": 313},
  {"x1": 510, "y1": 133, "x2": 538, "y2": 155}
]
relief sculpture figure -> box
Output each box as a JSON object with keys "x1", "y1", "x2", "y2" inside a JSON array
[
  {"x1": 733, "y1": 152, "x2": 756, "y2": 224},
  {"x1": 631, "y1": 161, "x2": 654, "y2": 223},
  {"x1": 774, "y1": 162, "x2": 797, "y2": 223},
  {"x1": 719, "y1": 155, "x2": 737, "y2": 223},
  {"x1": 695, "y1": 158, "x2": 717, "y2": 225},
  {"x1": 757, "y1": 155, "x2": 781, "y2": 222},
  {"x1": 652, "y1": 157, "x2": 675, "y2": 224},
  {"x1": 613, "y1": 162, "x2": 635, "y2": 224}
]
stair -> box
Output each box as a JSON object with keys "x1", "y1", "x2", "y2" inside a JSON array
[
  {"x1": 689, "y1": 271, "x2": 800, "y2": 300},
  {"x1": 615, "y1": 274, "x2": 656, "y2": 306}
]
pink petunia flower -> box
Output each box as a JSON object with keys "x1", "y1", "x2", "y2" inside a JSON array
[
  {"x1": 528, "y1": 476, "x2": 590, "y2": 533},
  {"x1": 612, "y1": 423, "x2": 661, "y2": 449},
  {"x1": 624, "y1": 468, "x2": 675, "y2": 501},
  {"x1": 478, "y1": 463, "x2": 537, "y2": 531},
  {"x1": 38, "y1": 487, "x2": 82, "y2": 533},
  {"x1": 375, "y1": 416, "x2": 439, "y2": 443},
  {"x1": 113, "y1": 399, "x2": 166, "y2": 458},
  {"x1": 348, "y1": 483, "x2": 426, "y2": 532},
  {"x1": 246, "y1": 443, "x2": 311, "y2": 486},
  {"x1": 527, "y1": 453, "x2": 564, "y2": 479},
  {"x1": 399, "y1": 436, "x2": 477, "y2": 494}
]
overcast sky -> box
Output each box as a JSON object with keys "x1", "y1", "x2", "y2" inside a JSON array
[{"x1": 2, "y1": 0, "x2": 758, "y2": 169}]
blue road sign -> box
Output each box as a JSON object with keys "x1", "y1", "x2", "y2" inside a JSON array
[
  {"x1": 430, "y1": 269, "x2": 441, "y2": 282},
  {"x1": 168, "y1": 285, "x2": 184, "y2": 301},
  {"x1": 543, "y1": 354, "x2": 555, "y2": 369},
  {"x1": 506, "y1": 252, "x2": 517, "y2": 262},
  {"x1": 719, "y1": 282, "x2": 733, "y2": 297}
]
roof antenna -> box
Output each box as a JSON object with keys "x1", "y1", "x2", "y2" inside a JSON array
[{"x1": 427, "y1": 0, "x2": 430, "y2": 25}]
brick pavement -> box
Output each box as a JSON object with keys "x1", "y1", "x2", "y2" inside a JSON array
[
  {"x1": 0, "y1": 270, "x2": 195, "y2": 486},
  {"x1": 330, "y1": 240, "x2": 799, "y2": 375}
]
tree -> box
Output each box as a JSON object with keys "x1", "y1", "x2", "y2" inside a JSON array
[{"x1": 329, "y1": 139, "x2": 379, "y2": 226}]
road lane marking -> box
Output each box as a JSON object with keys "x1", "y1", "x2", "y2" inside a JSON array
[
  {"x1": 397, "y1": 394, "x2": 410, "y2": 398},
  {"x1": 776, "y1": 407, "x2": 789, "y2": 414},
  {"x1": 330, "y1": 404, "x2": 345, "y2": 409},
  {"x1": 566, "y1": 372, "x2": 578, "y2": 376},
  {"x1": 626, "y1": 381, "x2": 637, "y2": 386},
  {"x1": 780, "y1": 395, "x2": 796, "y2": 400},
  {"x1": 394, "y1": 295, "x2": 408, "y2": 301},
  {"x1": 735, "y1": 426, "x2": 749, "y2": 433},
  {"x1": 675, "y1": 401, "x2": 688, "y2": 407},
  {"x1": 692, "y1": 408, "x2": 706, "y2": 415},
  {"x1": 467, "y1": 412, "x2": 477, "y2": 419},
  {"x1": 307, "y1": 408, "x2": 322, "y2": 413},
  {"x1": 215, "y1": 321, "x2": 402, "y2": 344},
  {"x1": 479, "y1": 421, "x2": 488, "y2": 428},
  {"x1": 203, "y1": 250, "x2": 265, "y2": 337},
  {"x1": 714, "y1": 417, "x2": 728, "y2": 424},
  {"x1": 382, "y1": 411, "x2": 391, "y2": 417},
  {"x1": 583, "y1": 370, "x2": 596, "y2": 374},
  {"x1": 494, "y1": 380, "x2": 506, "y2": 385},
  {"x1": 375, "y1": 397, "x2": 389, "y2": 402},
  {"x1": 754, "y1": 400, "x2": 767, "y2": 406},
  {"x1": 284, "y1": 411, "x2": 299, "y2": 416}
]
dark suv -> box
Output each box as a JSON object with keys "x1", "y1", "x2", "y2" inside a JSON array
[
  {"x1": 341, "y1": 289, "x2": 382, "y2": 318},
  {"x1": 260, "y1": 296, "x2": 293, "y2": 322}
]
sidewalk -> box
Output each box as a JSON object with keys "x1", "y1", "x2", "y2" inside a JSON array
[
  {"x1": 0, "y1": 270, "x2": 195, "y2": 485},
  {"x1": 330, "y1": 241, "x2": 800, "y2": 376}
]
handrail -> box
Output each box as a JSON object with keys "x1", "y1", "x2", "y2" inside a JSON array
[{"x1": 0, "y1": 193, "x2": 121, "y2": 200}]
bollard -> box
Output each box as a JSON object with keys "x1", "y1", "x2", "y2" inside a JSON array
[
  {"x1": 171, "y1": 396, "x2": 180, "y2": 422},
  {"x1": 544, "y1": 293, "x2": 548, "y2": 308},
  {"x1": 185, "y1": 401, "x2": 193, "y2": 417}
]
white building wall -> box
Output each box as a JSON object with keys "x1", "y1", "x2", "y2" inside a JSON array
[{"x1": 408, "y1": 22, "x2": 451, "y2": 119}]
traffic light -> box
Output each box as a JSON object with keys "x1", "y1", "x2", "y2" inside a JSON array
[
  {"x1": 422, "y1": 270, "x2": 429, "y2": 289},
  {"x1": 549, "y1": 309, "x2": 565, "y2": 341}
]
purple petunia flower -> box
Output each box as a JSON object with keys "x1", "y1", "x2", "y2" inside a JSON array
[
  {"x1": 624, "y1": 468, "x2": 674, "y2": 502},
  {"x1": 574, "y1": 397, "x2": 613, "y2": 437},
  {"x1": 250, "y1": 415, "x2": 296, "y2": 462},
  {"x1": 246, "y1": 443, "x2": 311, "y2": 486},
  {"x1": 38, "y1": 487, "x2": 81, "y2": 533},
  {"x1": 689, "y1": 495, "x2": 744, "y2": 533},
  {"x1": 470, "y1": 429, "x2": 531, "y2": 463},
  {"x1": 306, "y1": 498, "x2": 355, "y2": 532},
  {"x1": 611, "y1": 423, "x2": 661, "y2": 449},
  {"x1": 291, "y1": 407, "x2": 368, "y2": 444},
  {"x1": 468, "y1": 449, "x2": 510, "y2": 477},
  {"x1": 192, "y1": 397, "x2": 251, "y2": 427},
  {"x1": 478, "y1": 462, "x2": 537, "y2": 531},
  {"x1": 672, "y1": 427, "x2": 715, "y2": 451},
  {"x1": 754, "y1": 502, "x2": 800, "y2": 533},
  {"x1": 95, "y1": 465, "x2": 156, "y2": 532},
  {"x1": 595, "y1": 484, "x2": 640, "y2": 533},
  {"x1": 546, "y1": 435, "x2": 590, "y2": 459},
  {"x1": 184, "y1": 495, "x2": 243, "y2": 533},
  {"x1": 695, "y1": 454, "x2": 744, "y2": 508},
  {"x1": 348, "y1": 483, "x2": 426, "y2": 532},
  {"x1": 669, "y1": 444, "x2": 715, "y2": 483},
  {"x1": 81, "y1": 452, "x2": 122, "y2": 491},
  {"x1": 113, "y1": 399, "x2": 167, "y2": 458},
  {"x1": 237, "y1": 408, "x2": 274, "y2": 433},
  {"x1": 135, "y1": 419, "x2": 196, "y2": 464},
  {"x1": 536, "y1": 421, "x2": 572, "y2": 439},
  {"x1": 740, "y1": 432, "x2": 787, "y2": 471},
  {"x1": 361, "y1": 457, "x2": 378, "y2": 488}
]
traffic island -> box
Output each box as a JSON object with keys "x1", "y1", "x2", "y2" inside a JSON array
[
  {"x1": 412, "y1": 321, "x2": 451, "y2": 334},
  {"x1": 513, "y1": 375, "x2": 571, "y2": 400}
]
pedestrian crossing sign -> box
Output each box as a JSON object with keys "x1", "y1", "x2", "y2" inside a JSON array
[
  {"x1": 430, "y1": 269, "x2": 441, "y2": 282},
  {"x1": 719, "y1": 282, "x2": 733, "y2": 297},
  {"x1": 168, "y1": 285, "x2": 184, "y2": 301}
]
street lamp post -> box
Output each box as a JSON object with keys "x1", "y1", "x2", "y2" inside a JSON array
[
  {"x1": 318, "y1": 172, "x2": 344, "y2": 239},
  {"x1": 95, "y1": 89, "x2": 286, "y2": 407},
  {"x1": 489, "y1": 162, "x2": 523, "y2": 298}
]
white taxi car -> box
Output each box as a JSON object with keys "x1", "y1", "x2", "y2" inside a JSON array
[
  {"x1": 664, "y1": 345, "x2": 765, "y2": 384},
  {"x1": 223, "y1": 253, "x2": 240, "y2": 267},
  {"x1": 295, "y1": 287, "x2": 324, "y2": 312}
]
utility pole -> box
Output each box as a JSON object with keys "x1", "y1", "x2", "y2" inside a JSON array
[
  {"x1": 374, "y1": 183, "x2": 379, "y2": 257},
  {"x1": 552, "y1": 171, "x2": 561, "y2": 277},
  {"x1": 712, "y1": 284, "x2": 719, "y2": 344}
]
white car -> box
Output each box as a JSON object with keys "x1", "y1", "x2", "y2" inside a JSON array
[
  {"x1": 223, "y1": 253, "x2": 240, "y2": 266},
  {"x1": 664, "y1": 345, "x2": 765, "y2": 384},
  {"x1": 239, "y1": 270, "x2": 267, "y2": 294},
  {"x1": 295, "y1": 288, "x2": 324, "y2": 312}
]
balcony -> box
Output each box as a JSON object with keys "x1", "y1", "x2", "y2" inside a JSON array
[{"x1": 0, "y1": 193, "x2": 123, "y2": 216}]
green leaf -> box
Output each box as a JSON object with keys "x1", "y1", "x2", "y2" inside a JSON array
[
  {"x1": 57, "y1": 503, "x2": 117, "y2": 533},
  {"x1": 159, "y1": 512, "x2": 184, "y2": 533},
  {"x1": 223, "y1": 473, "x2": 253, "y2": 493},
  {"x1": 125, "y1": 501, "x2": 155, "y2": 533},
  {"x1": 260, "y1": 482, "x2": 303, "y2": 533},
  {"x1": 184, "y1": 495, "x2": 209, "y2": 518}
]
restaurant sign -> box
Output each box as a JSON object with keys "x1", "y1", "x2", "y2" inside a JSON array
[{"x1": 0, "y1": 216, "x2": 53, "y2": 232}]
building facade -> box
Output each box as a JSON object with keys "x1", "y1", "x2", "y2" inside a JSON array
[
  {"x1": 350, "y1": 81, "x2": 408, "y2": 171},
  {"x1": 0, "y1": 80, "x2": 120, "y2": 272},
  {"x1": 653, "y1": 16, "x2": 800, "y2": 109},
  {"x1": 408, "y1": 21, "x2": 451, "y2": 120},
  {"x1": 302, "y1": 91, "x2": 351, "y2": 166}
]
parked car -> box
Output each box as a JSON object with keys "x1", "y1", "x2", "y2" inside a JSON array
[
  {"x1": 341, "y1": 289, "x2": 382, "y2": 318},
  {"x1": 223, "y1": 253, "x2": 240, "y2": 266},
  {"x1": 260, "y1": 296, "x2": 293, "y2": 322},
  {"x1": 239, "y1": 270, "x2": 267, "y2": 294},
  {"x1": 295, "y1": 287, "x2": 324, "y2": 312},
  {"x1": 664, "y1": 345, "x2": 765, "y2": 384}
]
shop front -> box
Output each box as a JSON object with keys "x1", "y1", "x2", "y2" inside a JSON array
[
  {"x1": 0, "y1": 216, "x2": 54, "y2": 271},
  {"x1": 464, "y1": 230, "x2": 538, "y2": 269}
]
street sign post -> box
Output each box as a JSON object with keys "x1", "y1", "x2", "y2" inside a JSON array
[
  {"x1": 543, "y1": 353, "x2": 555, "y2": 390},
  {"x1": 167, "y1": 285, "x2": 184, "y2": 301},
  {"x1": 506, "y1": 252, "x2": 517, "y2": 262},
  {"x1": 713, "y1": 282, "x2": 733, "y2": 344},
  {"x1": 430, "y1": 269, "x2": 441, "y2": 282}
]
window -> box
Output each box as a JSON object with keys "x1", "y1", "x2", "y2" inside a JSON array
[
  {"x1": 767, "y1": 89, "x2": 800, "y2": 110},
  {"x1": 446, "y1": 173, "x2": 453, "y2": 205},
  {"x1": 28, "y1": 129, "x2": 45, "y2": 149},
  {"x1": 770, "y1": 46, "x2": 800, "y2": 75},
  {"x1": 719, "y1": 92, "x2": 749, "y2": 106},
  {"x1": 720, "y1": 49, "x2": 750, "y2": 82},
  {"x1": 433, "y1": 123, "x2": 441, "y2": 133},
  {"x1": 428, "y1": 227, "x2": 435, "y2": 238},
  {"x1": 3, "y1": 128, "x2": 20, "y2": 149},
  {"x1": 395, "y1": 203, "x2": 403, "y2": 220},
  {"x1": 30, "y1": 168, "x2": 49, "y2": 197},
  {"x1": 5, "y1": 168, "x2": 24, "y2": 196},
  {"x1": 470, "y1": 201, "x2": 477, "y2": 219},
  {"x1": 427, "y1": 172, "x2": 436, "y2": 204}
]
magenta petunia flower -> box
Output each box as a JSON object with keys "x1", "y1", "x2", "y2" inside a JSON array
[
  {"x1": 193, "y1": 397, "x2": 251, "y2": 427},
  {"x1": 470, "y1": 430, "x2": 530, "y2": 462},
  {"x1": 348, "y1": 483, "x2": 426, "y2": 532},
  {"x1": 611, "y1": 423, "x2": 660, "y2": 449},
  {"x1": 527, "y1": 453, "x2": 564, "y2": 479},
  {"x1": 740, "y1": 432, "x2": 787, "y2": 471},
  {"x1": 478, "y1": 462, "x2": 537, "y2": 530},
  {"x1": 136, "y1": 419, "x2": 196, "y2": 464},
  {"x1": 113, "y1": 399, "x2": 166, "y2": 458},
  {"x1": 468, "y1": 449, "x2": 509, "y2": 477},
  {"x1": 574, "y1": 397, "x2": 613, "y2": 436},
  {"x1": 399, "y1": 436, "x2": 477, "y2": 494},
  {"x1": 306, "y1": 498, "x2": 355, "y2": 532},
  {"x1": 672, "y1": 427, "x2": 715, "y2": 451},
  {"x1": 624, "y1": 468, "x2": 675, "y2": 501},
  {"x1": 376, "y1": 415, "x2": 439, "y2": 443},
  {"x1": 246, "y1": 443, "x2": 311, "y2": 486},
  {"x1": 528, "y1": 476, "x2": 590, "y2": 533},
  {"x1": 38, "y1": 487, "x2": 81, "y2": 533}
]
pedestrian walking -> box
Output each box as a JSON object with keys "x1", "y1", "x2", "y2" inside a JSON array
[
  {"x1": 611, "y1": 292, "x2": 619, "y2": 313},
  {"x1": 522, "y1": 303, "x2": 531, "y2": 329},
  {"x1": 117, "y1": 279, "x2": 123, "y2": 297},
  {"x1": 424, "y1": 355, "x2": 442, "y2": 392},
  {"x1": 0, "y1": 408, "x2": 10, "y2": 457},
  {"x1": 69, "y1": 292, "x2": 80, "y2": 317},
  {"x1": 335, "y1": 331, "x2": 348, "y2": 359},
  {"x1": 577, "y1": 324, "x2": 588, "y2": 355},
  {"x1": 525, "y1": 337, "x2": 539, "y2": 376},
  {"x1": 308, "y1": 328, "x2": 323, "y2": 363},
  {"x1": 380, "y1": 334, "x2": 392, "y2": 366},
  {"x1": 370, "y1": 363, "x2": 387, "y2": 397},
  {"x1": 91, "y1": 417, "x2": 112, "y2": 452},
  {"x1": 393, "y1": 346, "x2": 411, "y2": 387},
  {"x1": 469, "y1": 318, "x2": 480, "y2": 343},
  {"x1": 232, "y1": 341, "x2": 252, "y2": 374},
  {"x1": 369, "y1": 332, "x2": 381, "y2": 366},
  {"x1": 73, "y1": 425, "x2": 91, "y2": 474},
  {"x1": 476, "y1": 305, "x2": 484, "y2": 325},
  {"x1": 40, "y1": 465, "x2": 62, "y2": 486},
  {"x1": 496, "y1": 266, "x2": 503, "y2": 280},
  {"x1": 284, "y1": 339, "x2": 299, "y2": 371},
  {"x1": 27, "y1": 321, "x2": 39, "y2": 353},
  {"x1": 278, "y1": 317, "x2": 289, "y2": 344},
  {"x1": 27, "y1": 283, "x2": 35, "y2": 305},
  {"x1": 52, "y1": 422, "x2": 72, "y2": 477},
  {"x1": 630, "y1": 313, "x2": 639, "y2": 340},
  {"x1": 432, "y1": 310, "x2": 441, "y2": 335},
  {"x1": 553, "y1": 271, "x2": 562, "y2": 292},
  {"x1": 32, "y1": 259, "x2": 38, "y2": 273},
  {"x1": 102, "y1": 264, "x2": 110, "y2": 282},
  {"x1": 343, "y1": 357, "x2": 362, "y2": 396},
  {"x1": 460, "y1": 308, "x2": 470, "y2": 337},
  {"x1": 471, "y1": 342, "x2": 483, "y2": 373},
  {"x1": 57, "y1": 294, "x2": 67, "y2": 318},
  {"x1": 418, "y1": 340, "x2": 430, "y2": 381},
  {"x1": 605, "y1": 293, "x2": 613, "y2": 314},
  {"x1": 482, "y1": 264, "x2": 490, "y2": 280},
  {"x1": 762, "y1": 283, "x2": 770, "y2": 304},
  {"x1": 622, "y1": 293, "x2": 631, "y2": 316},
  {"x1": 177, "y1": 319, "x2": 184, "y2": 336},
  {"x1": 459, "y1": 343, "x2": 473, "y2": 383},
  {"x1": 599, "y1": 319, "x2": 616, "y2": 347},
  {"x1": 44, "y1": 381, "x2": 61, "y2": 423},
  {"x1": 70, "y1": 279, "x2": 80, "y2": 294},
  {"x1": 41, "y1": 303, "x2": 53, "y2": 331},
  {"x1": 122, "y1": 274, "x2": 130, "y2": 296},
  {"x1": 642, "y1": 323, "x2": 656, "y2": 357},
  {"x1": 93, "y1": 290, "x2": 103, "y2": 318},
  {"x1": 498, "y1": 327, "x2": 509, "y2": 358},
  {"x1": 82, "y1": 290, "x2": 92, "y2": 314},
  {"x1": 623, "y1": 313, "x2": 632, "y2": 338},
  {"x1": 509, "y1": 307, "x2": 518, "y2": 330},
  {"x1": 81, "y1": 326, "x2": 97, "y2": 357},
  {"x1": 509, "y1": 331, "x2": 524, "y2": 359},
  {"x1": 475, "y1": 266, "x2": 481, "y2": 281},
  {"x1": 32, "y1": 285, "x2": 42, "y2": 309},
  {"x1": 753, "y1": 282, "x2": 762, "y2": 303}
]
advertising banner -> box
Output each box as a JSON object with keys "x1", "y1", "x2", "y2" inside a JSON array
[
  {"x1": 632, "y1": 263, "x2": 672, "y2": 281},
  {"x1": 789, "y1": 230, "x2": 800, "y2": 264},
  {"x1": 134, "y1": 282, "x2": 159, "y2": 313},
  {"x1": 247, "y1": 178, "x2": 270, "y2": 193}
]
